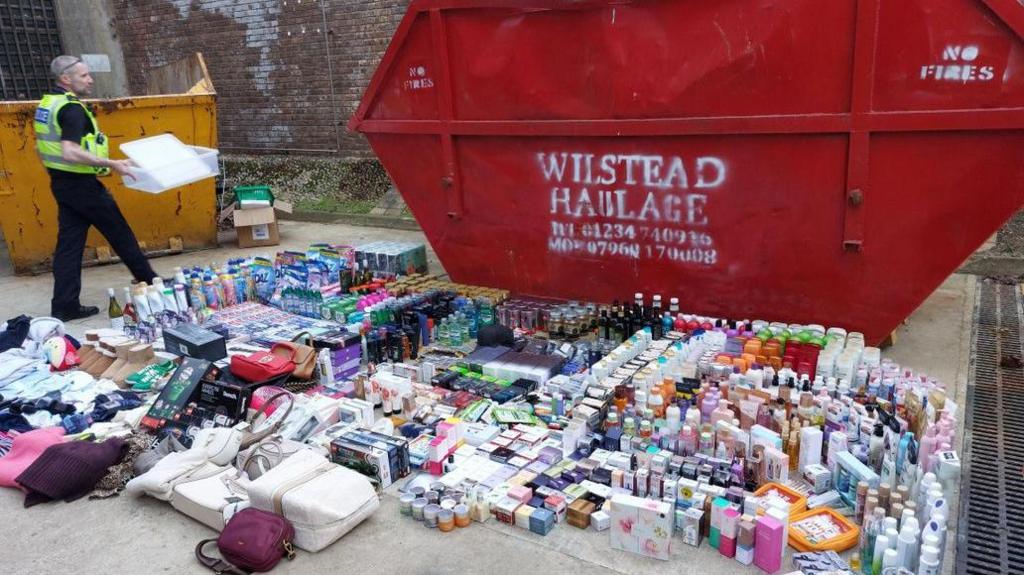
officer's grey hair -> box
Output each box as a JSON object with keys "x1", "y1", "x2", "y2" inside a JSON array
[{"x1": 50, "y1": 55, "x2": 83, "y2": 79}]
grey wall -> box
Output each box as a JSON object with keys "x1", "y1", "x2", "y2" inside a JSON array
[{"x1": 53, "y1": 0, "x2": 128, "y2": 98}]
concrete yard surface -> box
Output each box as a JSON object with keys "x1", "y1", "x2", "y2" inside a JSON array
[{"x1": 0, "y1": 221, "x2": 972, "y2": 574}]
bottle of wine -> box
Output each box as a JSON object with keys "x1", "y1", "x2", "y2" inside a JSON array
[
  {"x1": 107, "y1": 288, "x2": 124, "y2": 331},
  {"x1": 121, "y1": 286, "x2": 137, "y2": 329}
]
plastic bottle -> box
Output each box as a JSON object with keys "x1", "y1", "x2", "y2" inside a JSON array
[
  {"x1": 699, "y1": 431, "x2": 713, "y2": 456},
  {"x1": 861, "y1": 508, "x2": 885, "y2": 574},
  {"x1": 173, "y1": 284, "x2": 188, "y2": 313},
  {"x1": 666, "y1": 403, "x2": 681, "y2": 433},
  {"x1": 190, "y1": 278, "x2": 206, "y2": 310},
  {"x1": 701, "y1": 389, "x2": 720, "y2": 423},
  {"x1": 896, "y1": 523, "x2": 919, "y2": 571},
  {"x1": 648, "y1": 386, "x2": 665, "y2": 418},
  {"x1": 919, "y1": 426, "x2": 939, "y2": 474},
  {"x1": 882, "y1": 548, "x2": 898, "y2": 572},
  {"x1": 917, "y1": 544, "x2": 940, "y2": 575},
  {"x1": 872, "y1": 534, "x2": 889, "y2": 575},
  {"x1": 680, "y1": 424, "x2": 697, "y2": 456},
  {"x1": 711, "y1": 399, "x2": 732, "y2": 426},
  {"x1": 145, "y1": 285, "x2": 165, "y2": 315}
]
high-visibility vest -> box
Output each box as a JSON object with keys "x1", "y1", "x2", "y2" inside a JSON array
[{"x1": 33, "y1": 92, "x2": 110, "y2": 175}]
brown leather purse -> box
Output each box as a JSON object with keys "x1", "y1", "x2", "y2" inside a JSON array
[{"x1": 270, "y1": 332, "x2": 317, "y2": 380}]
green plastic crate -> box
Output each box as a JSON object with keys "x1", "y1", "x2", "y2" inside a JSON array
[{"x1": 234, "y1": 185, "x2": 274, "y2": 208}]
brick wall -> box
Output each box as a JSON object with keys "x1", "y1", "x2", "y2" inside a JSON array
[{"x1": 112, "y1": 0, "x2": 409, "y2": 159}]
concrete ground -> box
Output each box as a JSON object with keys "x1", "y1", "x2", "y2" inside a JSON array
[{"x1": 0, "y1": 220, "x2": 972, "y2": 574}]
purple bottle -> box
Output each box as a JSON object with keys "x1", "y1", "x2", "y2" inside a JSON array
[{"x1": 701, "y1": 388, "x2": 720, "y2": 424}]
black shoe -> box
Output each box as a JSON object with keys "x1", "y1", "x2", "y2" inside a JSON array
[{"x1": 53, "y1": 305, "x2": 100, "y2": 321}]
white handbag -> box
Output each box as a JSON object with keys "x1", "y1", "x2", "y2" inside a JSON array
[
  {"x1": 193, "y1": 422, "x2": 247, "y2": 467},
  {"x1": 235, "y1": 436, "x2": 309, "y2": 480},
  {"x1": 125, "y1": 449, "x2": 225, "y2": 501},
  {"x1": 171, "y1": 467, "x2": 251, "y2": 530},
  {"x1": 248, "y1": 450, "x2": 379, "y2": 552}
]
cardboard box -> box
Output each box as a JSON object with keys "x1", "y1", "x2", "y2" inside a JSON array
[
  {"x1": 609, "y1": 494, "x2": 674, "y2": 560},
  {"x1": 233, "y1": 201, "x2": 292, "y2": 248},
  {"x1": 567, "y1": 499, "x2": 596, "y2": 529}
]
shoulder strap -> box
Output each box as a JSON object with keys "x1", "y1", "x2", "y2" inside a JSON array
[
  {"x1": 194, "y1": 539, "x2": 247, "y2": 575},
  {"x1": 241, "y1": 392, "x2": 294, "y2": 449},
  {"x1": 291, "y1": 331, "x2": 314, "y2": 347}
]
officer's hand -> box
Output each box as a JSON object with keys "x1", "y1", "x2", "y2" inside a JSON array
[{"x1": 108, "y1": 159, "x2": 136, "y2": 180}]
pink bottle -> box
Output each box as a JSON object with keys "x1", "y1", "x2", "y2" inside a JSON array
[
  {"x1": 680, "y1": 425, "x2": 698, "y2": 456},
  {"x1": 711, "y1": 399, "x2": 733, "y2": 427},
  {"x1": 919, "y1": 426, "x2": 938, "y2": 473}
]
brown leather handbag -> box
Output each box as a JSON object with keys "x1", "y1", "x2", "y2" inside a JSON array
[{"x1": 270, "y1": 332, "x2": 317, "y2": 380}]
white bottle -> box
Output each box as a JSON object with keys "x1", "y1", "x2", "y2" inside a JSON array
[
  {"x1": 885, "y1": 527, "x2": 900, "y2": 550},
  {"x1": 882, "y1": 548, "x2": 899, "y2": 571},
  {"x1": 917, "y1": 544, "x2": 941, "y2": 575},
  {"x1": 917, "y1": 472, "x2": 937, "y2": 510},
  {"x1": 146, "y1": 285, "x2": 165, "y2": 314},
  {"x1": 897, "y1": 524, "x2": 920, "y2": 572},
  {"x1": 666, "y1": 404, "x2": 681, "y2": 433},
  {"x1": 872, "y1": 534, "x2": 890, "y2": 574},
  {"x1": 174, "y1": 284, "x2": 189, "y2": 313},
  {"x1": 132, "y1": 286, "x2": 152, "y2": 320}
]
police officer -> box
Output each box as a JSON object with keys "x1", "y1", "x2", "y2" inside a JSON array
[{"x1": 35, "y1": 55, "x2": 157, "y2": 321}]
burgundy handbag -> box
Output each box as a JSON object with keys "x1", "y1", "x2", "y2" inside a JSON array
[
  {"x1": 195, "y1": 508, "x2": 296, "y2": 574},
  {"x1": 230, "y1": 351, "x2": 295, "y2": 383}
]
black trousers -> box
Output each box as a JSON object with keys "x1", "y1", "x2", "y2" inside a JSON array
[{"x1": 50, "y1": 177, "x2": 156, "y2": 315}]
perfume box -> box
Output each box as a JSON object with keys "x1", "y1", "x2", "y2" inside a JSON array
[{"x1": 609, "y1": 494, "x2": 674, "y2": 561}]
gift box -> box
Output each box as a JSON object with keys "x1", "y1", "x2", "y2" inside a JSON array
[
  {"x1": 544, "y1": 494, "x2": 567, "y2": 523},
  {"x1": 529, "y1": 507, "x2": 556, "y2": 535},
  {"x1": 609, "y1": 494, "x2": 674, "y2": 561},
  {"x1": 682, "y1": 507, "x2": 704, "y2": 547},
  {"x1": 591, "y1": 509, "x2": 610, "y2": 531},
  {"x1": 515, "y1": 504, "x2": 536, "y2": 529},
  {"x1": 508, "y1": 485, "x2": 533, "y2": 503},
  {"x1": 495, "y1": 497, "x2": 521, "y2": 525},
  {"x1": 163, "y1": 323, "x2": 227, "y2": 361}
]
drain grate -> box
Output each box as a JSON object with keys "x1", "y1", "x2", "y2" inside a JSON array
[{"x1": 957, "y1": 280, "x2": 1024, "y2": 575}]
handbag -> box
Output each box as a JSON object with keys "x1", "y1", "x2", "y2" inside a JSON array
[
  {"x1": 125, "y1": 448, "x2": 226, "y2": 501},
  {"x1": 231, "y1": 352, "x2": 294, "y2": 383},
  {"x1": 172, "y1": 467, "x2": 251, "y2": 530},
  {"x1": 271, "y1": 332, "x2": 317, "y2": 380},
  {"x1": 248, "y1": 450, "x2": 379, "y2": 552},
  {"x1": 193, "y1": 422, "x2": 248, "y2": 467},
  {"x1": 240, "y1": 392, "x2": 295, "y2": 450},
  {"x1": 236, "y1": 436, "x2": 308, "y2": 480},
  {"x1": 195, "y1": 508, "x2": 296, "y2": 574}
]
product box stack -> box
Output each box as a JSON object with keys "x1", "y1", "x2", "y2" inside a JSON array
[{"x1": 354, "y1": 241, "x2": 429, "y2": 276}]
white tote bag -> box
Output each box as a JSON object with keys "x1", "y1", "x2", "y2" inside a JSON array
[{"x1": 248, "y1": 450, "x2": 379, "y2": 552}]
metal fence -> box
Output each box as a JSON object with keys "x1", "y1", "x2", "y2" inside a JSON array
[{"x1": 0, "y1": 0, "x2": 62, "y2": 100}]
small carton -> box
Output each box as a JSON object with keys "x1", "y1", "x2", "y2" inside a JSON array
[{"x1": 567, "y1": 498, "x2": 597, "y2": 529}]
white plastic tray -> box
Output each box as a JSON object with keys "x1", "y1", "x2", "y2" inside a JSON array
[{"x1": 119, "y1": 134, "x2": 219, "y2": 194}]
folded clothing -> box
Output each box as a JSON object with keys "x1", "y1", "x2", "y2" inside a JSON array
[
  {"x1": 0, "y1": 427, "x2": 66, "y2": 488},
  {"x1": 89, "y1": 391, "x2": 143, "y2": 423},
  {"x1": 16, "y1": 437, "x2": 126, "y2": 507},
  {"x1": 0, "y1": 315, "x2": 31, "y2": 354}
]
